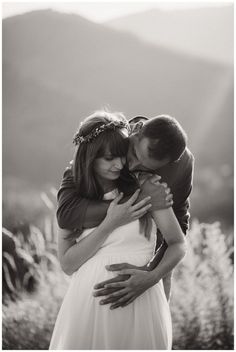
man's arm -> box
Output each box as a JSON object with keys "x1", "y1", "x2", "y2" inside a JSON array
[
  {"x1": 57, "y1": 166, "x2": 109, "y2": 230},
  {"x1": 57, "y1": 165, "x2": 172, "y2": 231},
  {"x1": 172, "y1": 150, "x2": 194, "y2": 235}
]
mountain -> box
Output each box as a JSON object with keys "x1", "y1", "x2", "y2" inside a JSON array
[
  {"x1": 3, "y1": 9, "x2": 233, "y2": 224},
  {"x1": 105, "y1": 6, "x2": 233, "y2": 65}
]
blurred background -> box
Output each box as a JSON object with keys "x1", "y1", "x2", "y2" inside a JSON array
[{"x1": 2, "y1": 1, "x2": 234, "y2": 350}]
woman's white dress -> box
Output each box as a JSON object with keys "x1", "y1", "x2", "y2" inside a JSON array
[{"x1": 50, "y1": 190, "x2": 172, "y2": 350}]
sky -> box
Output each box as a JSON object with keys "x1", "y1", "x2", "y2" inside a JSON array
[{"x1": 2, "y1": 1, "x2": 233, "y2": 22}]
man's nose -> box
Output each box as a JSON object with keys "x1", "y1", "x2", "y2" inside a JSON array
[{"x1": 127, "y1": 156, "x2": 140, "y2": 171}]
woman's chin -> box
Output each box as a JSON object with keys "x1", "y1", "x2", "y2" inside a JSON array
[{"x1": 108, "y1": 172, "x2": 120, "y2": 180}]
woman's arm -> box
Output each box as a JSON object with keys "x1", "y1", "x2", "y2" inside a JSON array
[
  {"x1": 91, "y1": 206, "x2": 186, "y2": 309},
  {"x1": 58, "y1": 221, "x2": 115, "y2": 276},
  {"x1": 58, "y1": 190, "x2": 152, "y2": 275},
  {"x1": 149, "y1": 207, "x2": 186, "y2": 282},
  {"x1": 91, "y1": 182, "x2": 186, "y2": 308}
]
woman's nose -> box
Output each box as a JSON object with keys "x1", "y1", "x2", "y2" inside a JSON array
[{"x1": 114, "y1": 157, "x2": 125, "y2": 169}]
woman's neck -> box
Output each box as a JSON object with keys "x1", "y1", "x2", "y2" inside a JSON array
[{"x1": 99, "y1": 179, "x2": 117, "y2": 193}]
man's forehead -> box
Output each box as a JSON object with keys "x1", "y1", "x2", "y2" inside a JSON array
[{"x1": 137, "y1": 136, "x2": 154, "y2": 150}]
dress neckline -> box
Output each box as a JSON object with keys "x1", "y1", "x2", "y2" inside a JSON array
[{"x1": 103, "y1": 188, "x2": 119, "y2": 200}]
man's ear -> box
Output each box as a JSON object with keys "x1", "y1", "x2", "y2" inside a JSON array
[
  {"x1": 128, "y1": 116, "x2": 148, "y2": 125},
  {"x1": 128, "y1": 116, "x2": 148, "y2": 134},
  {"x1": 131, "y1": 121, "x2": 144, "y2": 134}
]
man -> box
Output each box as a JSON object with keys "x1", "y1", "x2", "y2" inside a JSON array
[{"x1": 57, "y1": 114, "x2": 194, "y2": 308}]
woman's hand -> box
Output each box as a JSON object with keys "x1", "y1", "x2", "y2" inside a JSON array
[{"x1": 105, "y1": 189, "x2": 151, "y2": 230}]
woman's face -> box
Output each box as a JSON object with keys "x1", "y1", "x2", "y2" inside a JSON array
[{"x1": 94, "y1": 150, "x2": 126, "y2": 182}]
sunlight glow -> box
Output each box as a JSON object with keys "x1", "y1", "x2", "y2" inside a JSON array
[{"x1": 2, "y1": 1, "x2": 232, "y2": 22}]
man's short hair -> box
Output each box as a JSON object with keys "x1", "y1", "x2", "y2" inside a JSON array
[{"x1": 140, "y1": 115, "x2": 187, "y2": 162}]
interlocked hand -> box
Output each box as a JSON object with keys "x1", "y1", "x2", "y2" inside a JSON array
[{"x1": 93, "y1": 263, "x2": 156, "y2": 309}]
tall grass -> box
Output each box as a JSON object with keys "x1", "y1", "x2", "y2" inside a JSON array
[
  {"x1": 2, "y1": 194, "x2": 234, "y2": 350},
  {"x1": 2, "y1": 189, "x2": 59, "y2": 299},
  {"x1": 171, "y1": 220, "x2": 234, "y2": 349},
  {"x1": 2, "y1": 190, "x2": 69, "y2": 349}
]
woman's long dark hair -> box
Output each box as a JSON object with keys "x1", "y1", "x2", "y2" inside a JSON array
[
  {"x1": 68, "y1": 111, "x2": 151, "y2": 241},
  {"x1": 73, "y1": 111, "x2": 139, "y2": 199}
]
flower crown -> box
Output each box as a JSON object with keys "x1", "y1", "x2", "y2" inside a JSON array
[{"x1": 73, "y1": 120, "x2": 130, "y2": 146}]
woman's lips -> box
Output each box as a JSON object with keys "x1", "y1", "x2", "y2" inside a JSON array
[{"x1": 110, "y1": 170, "x2": 120, "y2": 175}]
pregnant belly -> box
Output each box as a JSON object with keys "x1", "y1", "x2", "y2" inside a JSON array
[{"x1": 72, "y1": 251, "x2": 152, "y2": 285}]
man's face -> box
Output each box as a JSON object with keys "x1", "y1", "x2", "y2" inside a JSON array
[{"x1": 127, "y1": 135, "x2": 170, "y2": 172}]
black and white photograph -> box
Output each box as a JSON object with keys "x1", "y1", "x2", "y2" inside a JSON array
[{"x1": 2, "y1": 1, "x2": 234, "y2": 350}]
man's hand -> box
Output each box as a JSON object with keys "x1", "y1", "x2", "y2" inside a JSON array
[
  {"x1": 139, "y1": 175, "x2": 173, "y2": 211},
  {"x1": 93, "y1": 263, "x2": 157, "y2": 309}
]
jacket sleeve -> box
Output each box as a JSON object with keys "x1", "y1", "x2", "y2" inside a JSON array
[
  {"x1": 172, "y1": 151, "x2": 194, "y2": 235},
  {"x1": 56, "y1": 166, "x2": 109, "y2": 230}
]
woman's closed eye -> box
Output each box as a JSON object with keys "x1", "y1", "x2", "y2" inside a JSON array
[{"x1": 104, "y1": 155, "x2": 116, "y2": 161}]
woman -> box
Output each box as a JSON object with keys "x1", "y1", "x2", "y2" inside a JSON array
[{"x1": 50, "y1": 111, "x2": 186, "y2": 350}]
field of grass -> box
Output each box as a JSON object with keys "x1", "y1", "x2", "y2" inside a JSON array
[{"x1": 2, "y1": 191, "x2": 234, "y2": 350}]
